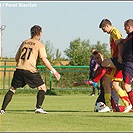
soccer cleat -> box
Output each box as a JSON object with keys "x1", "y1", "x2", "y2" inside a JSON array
[
  {"x1": 90, "y1": 93, "x2": 95, "y2": 96},
  {"x1": 35, "y1": 108, "x2": 48, "y2": 114},
  {"x1": 98, "y1": 106, "x2": 111, "y2": 112},
  {"x1": 0, "y1": 110, "x2": 5, "y2": 114},
  {"x1": 123, "y1": 104, "x2": 132, "y2": 113}
]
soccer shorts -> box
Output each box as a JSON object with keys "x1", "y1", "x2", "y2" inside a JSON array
[
  {"x1": 111, "y1": 57, "x2": 123, "y2": 70},
  {"x1": 11, "y1": 69, "x2": 44, "y2": 88},
  {"x1": 122, "y1": 63, "x2": 133, "y2": 85},
  {"x1": 105, "y1": 68, "x2": 123, "y2": 82}
]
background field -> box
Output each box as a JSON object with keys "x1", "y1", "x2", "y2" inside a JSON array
[{"x1": 0, "y1": 90, "x2": 133, "y2": 132}]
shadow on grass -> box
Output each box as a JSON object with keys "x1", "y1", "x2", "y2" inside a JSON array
[
  {"x1": 5, "y1": 109, "x2": 133, "y2": 118},
  {"x1": 6, "y1": 109, "x2": 90, "y2": 113}
]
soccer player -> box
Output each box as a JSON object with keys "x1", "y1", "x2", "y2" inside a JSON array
[
  {"x1": 89, "y1": 48, "x2": 100, "y2": 96},
  {"x1": 92, "y1": 51, "x2": 132, "y2": 112},
  {"x1": 120, "y1": 19, "x2": 133, "y2": 107},
  {"x1": 99, "y1": 19, "x2": 132, "y2": 112},
  {"x1": 74, "y1": 51, "x2": 132, "y2": 112},
  {"x1": 0, "y1": 25, "x2": 61, "y2": 114}
]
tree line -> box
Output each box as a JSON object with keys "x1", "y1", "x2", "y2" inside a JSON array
[
  {"x1": 39, "y1": 37, "x2": 111, "y2": 66},
  {"x1": 2, "y1": 37, "x2": 111, "y2": 66}
]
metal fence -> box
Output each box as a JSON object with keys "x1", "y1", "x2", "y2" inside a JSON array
[{"x1": 0, "y1": 65, "x2": 91, "y2": 90}]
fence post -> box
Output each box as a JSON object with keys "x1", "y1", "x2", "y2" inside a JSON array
[{"x1": 49, "y1": 72, "x2": 52, "y2": 90}]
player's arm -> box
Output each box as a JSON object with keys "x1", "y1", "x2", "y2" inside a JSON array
[
  {"x1": 112, "y1": 29, "x2": 123, "y2": 64},
  {"x1": 87, "y1": 67, "x2": 106, "y2": 87},
  {"x1": 39, "y1": 44, "x2": 60, "y2": 80},
  {"x1": 93, "y1": 67, "x2": 106, "y2": 82},
  {"x1": 41, "y1": 57, "x2": 60, "y2": 81},
  {"x1": 93, "y1": 63, "x2": 99, "y2": 71},
  {"x1": 117, "y1": 40, "x2": 124, "y2": 64}
]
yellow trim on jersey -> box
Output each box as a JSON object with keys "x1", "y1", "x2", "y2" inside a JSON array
[
  {"x1": 105, "y1": 68, "x2": 122, "y2": 82},
  {"x1": 110, "y1": 27, "x2": 122, "y2": 42}
]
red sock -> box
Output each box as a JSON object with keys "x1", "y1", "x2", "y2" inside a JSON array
[
  {"x1": 127, "y1": 90, "x2": 133, "y2": 106},
  {"x1": 111, "y1": 97, "x2": 120, "y2": 112}
]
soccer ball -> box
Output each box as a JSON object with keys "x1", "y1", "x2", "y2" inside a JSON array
[{"x1": 94, "y1": 102, "x2": 106, "y2": 112}]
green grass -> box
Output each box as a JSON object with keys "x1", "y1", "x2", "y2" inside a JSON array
[{"x1": 0, "y1": 92, "x2": 133, "y2": 132}]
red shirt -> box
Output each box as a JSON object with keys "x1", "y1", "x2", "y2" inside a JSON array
[{"x1": 110, "y1": 27, "x2": 122, "y2": 58}]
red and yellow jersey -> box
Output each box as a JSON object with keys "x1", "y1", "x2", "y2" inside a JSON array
[
  {"x1": 110, "y1": 27, "x2": 122, "y2": 58},
  {"x1": 105, "y1": 67, "x2": 123, "y2": 82}
]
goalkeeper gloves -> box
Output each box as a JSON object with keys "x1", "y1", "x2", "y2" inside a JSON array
[{"x1": 50, "y1": 68, "x2": 61, "y2": 81}]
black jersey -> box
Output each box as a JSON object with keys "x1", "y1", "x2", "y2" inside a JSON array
[{"x1": 122, "y1": 32, "x2": 133, "y2": 63}]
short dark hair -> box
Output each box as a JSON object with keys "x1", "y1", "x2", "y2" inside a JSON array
[
  {"x1": 99, "y1": 19, "x2": 112, "y2": 28},
  {"x1": 93, "y1": 50, "x2": 103, "y2": 56},
  {"x1": 30, "y1": 25, "x2": 42, "y2": 38},
  {"x1": 124, "y1": 19, "x2": 133, "y2": 28},
  {"x1": 92, "y1": 51, "x2": 99, "y2": 55}
]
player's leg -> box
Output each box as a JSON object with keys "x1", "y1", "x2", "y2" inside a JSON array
[
  {"x1": 123, "y1": 83, "x2": 133, "y2": 105},
  {"x1": 94, "y1": 83, "x2": 105, "y2": 112},
  {"x1": 90, "y1": 87, "x2": 96, "y2": 96},
  {"x1": 95, "y1": 84, "x2": 105, "y2": 104},
  {"x1": 35, "y1": 84, "x2": 48, "y2": 114},
  {"x1": 122, "y1": 83, "x2": 133, "y2": 112},
  {"x1": 0, "y1": 87, "x2": 16, "y2": 114},
  {"x1": 122, "y1": 65, "x2": 133, "y2": 108},
  {"x1": 26, "y1": 71, "x2": 48, "y2": 114},
  {"x1": 112, "y1": 81, "x2": 131, "y2": 108},
  {"x1": 111, "y1": 68, "x2": 132, "y2": 112},
  {"x1": 0, "y1": 69, "x2": 25, "y2": 114},
  {"x1": 89, "y1": 70, "x2": 97, "y2": 96},
  {"x1": 111, "y1": 88, "x2": 120, "y2": 112},
  {"x1": 102, "y1": 75, "x2": 112, "y2": 108},
  {"x1": 96, "y1": 85, "x2": 101, "y2": 95},
  {"x1": 36, "y1": 84, "x2": 47, "y2": 109}
]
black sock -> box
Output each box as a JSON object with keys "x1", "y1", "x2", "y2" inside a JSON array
[
  {"x1": 1, "y1": 90, "x2": 14, "y2": 110},
  {"x1": 36, "y1": 90, "x2": 45, "y2": 109},
  {"x1": 92, "y1": 87, "x2": 95, "y2": 94}
]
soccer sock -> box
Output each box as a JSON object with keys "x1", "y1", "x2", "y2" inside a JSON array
[
  {"x1": 123, "y1": 89, "x2": 128, "y2": 96},
  {"x1": 1, "y1": 90, "x2": 14, "y2": 110},
  {"x1": 111, "y1": 89, "x2": 120, "y2": 112},
  {"x1": 127, "y1": 90, "x2": 133, "y2": 106},
  {"x1": 111, "y1": 97, "x2": 120, "y2": 112},
  {"x1": 36, "y1": 90, "x2": 45, "y2": 109},
  {"x1": 104, "y1": 93, "x2": 111, "y2": 107},
  {"x1": 92, "y1": 87, "x2": 96, "y2": 94},
  {"x1": 117, "y1": 88, "x2": 131, "y2": 107}
]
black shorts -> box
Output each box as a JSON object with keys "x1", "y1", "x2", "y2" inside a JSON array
[
  {"x1": 122, "y1": 63, "x2": 133, "y2": 84},
  {"x1": 11, "y1": 69, "x2": 44, "y2": 88},
  {"x1": 111, "y1": 57, "x2": 123, "y2": 70}
]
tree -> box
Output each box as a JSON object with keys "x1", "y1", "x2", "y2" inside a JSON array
[
  {"x1": 90, "y1": 41, "x2": 111, "y2": 58},
  {"x1": 55, "y1": 48, "x2": 62, "y2": 61},
  {"x1": 64, "y1": 38, "x2": 91, "y2": 66},
  {"x1": 38, "y1": 40, "x2": 55, "y2": 66},
  {"x1": 64, "y1": 38, "x2": 110, "y2": 66},
  {"x1": 45, "y1": 41, "x2": 55, "y2": 64}
]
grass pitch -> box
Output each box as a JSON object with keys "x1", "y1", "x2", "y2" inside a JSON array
[{"x1": 0, "y1": 92, "x2": 133, "y2": 132}]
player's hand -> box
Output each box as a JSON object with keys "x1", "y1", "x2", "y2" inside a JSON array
[
  {"x1": 92, "y1": 82, "x2": 98, "y2": 88},
  {"x1": 88, "y1": 80, "x2": 98, "y2": 88},
  {"x1": 50, "y1": 68, "x2": 61, "y2": 81}
]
